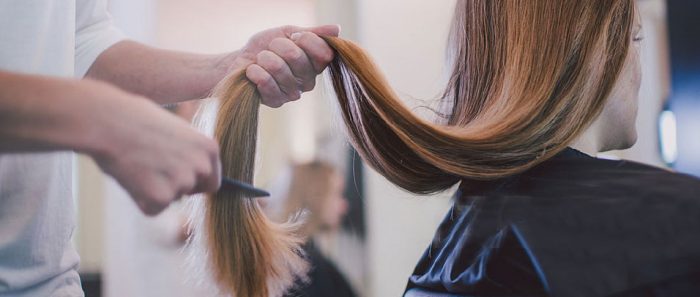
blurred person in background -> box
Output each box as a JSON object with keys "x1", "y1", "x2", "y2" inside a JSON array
[
  {"x1": 265, "y1": 161, "x2": 357, "y2": 297},
  {"x1": 0, "y1": 0, "x2": 338, "y2": 295}
]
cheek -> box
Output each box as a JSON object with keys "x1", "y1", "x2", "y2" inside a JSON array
[
  {"x1": 631, "y1": 49, "x2": 642, "y2": 99},
  {"x1": 619, "y1": 48, "x2": 642, "y2": 122},
  {"x1": 628, "y1": 50, "x2": 642, "y2": 124},
  {"x1": 600, "y1": 49, "x2": 642, "y2": 150}
]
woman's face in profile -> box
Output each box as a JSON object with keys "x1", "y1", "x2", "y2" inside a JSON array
[
  {"x1": 320, "y1": 173, "x2": 348, "y2": 231},
  {"x1": 600, "y1": 11, "x2": 643, "y2": 150}
]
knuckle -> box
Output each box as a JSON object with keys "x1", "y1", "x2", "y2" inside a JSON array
[
  {"x1": 196, "y1": 159, "x2": 213, "y2": 181},
  {"x1": 246, "y1": 64, "x2": 263, "y2": 78},
  {"x1": 148, "y1": 182, "x2": 175, "y2": 203},
  {"x1": 143, "y1": 187, "x2": 160, "y2": 203},
  {"x1": 203, "y1": 138, "x2": 219, "y2": 155},
  {"x1": 259, "y1": 55, "x2": 284, "y2": 74},
  {"x1": 284, "y1": 49, "x2": 304, "y2": 63},
  {"x1": 251, "y1": 68, "x2": 273, "y2": 88},
  {"x1": 302, "y1": 80, "x2": 316, "y2": 92},
  {"x1": 138, "y1": 199, "x2": 162, "y2": 216},
  {"x1": 278, "y1": 81, "x2": 296, "y2": 93},
  {"x1": 180, "y1": 171, "x2": 197, "y2": 189},
  {"x1": 256, "y1": 50, "x2": 272, "y2": 60},
  {"x1": 268, "y1": 100, "x2": 283, "y2": 108},
  {"x1": 288, "y1": 91, "x2": 301, "y2": 101},
  {"x1": 268, "y1": 61, "x2": 285, "y2": 74},
  {"x1": 135, "y1": 180, "x2": 174, "y2": 216},
  {"x1": 255, "y1": 50, "x2": 268, "y2": 61},
  {"x1": 318, "y1": 49, "x2": 334, "y2": 64},
  {"x1": 259, "y1": 75, "x2": 276, "y2": 90},
  {"x1": 155, "y1": 189, "x2": 173, "y2": 205},
  {"x1": 278, "y1": 45, "x2": 303, "y2": 62},
  {"x1": 270, "y1": 37, "x2": 287, "y2": 48},
  {"x1": 208, "y1": 151, "x2": 220, "y2": 170},
  {"x1": 201, "y1": 176, "x2": 219, "y2": 193},
  {"x1": 298, "y1": 32, "x2": 315, "y2": 43},
  {"x1": 256, "y1": 51, "x2": 270, "y2": 64}
]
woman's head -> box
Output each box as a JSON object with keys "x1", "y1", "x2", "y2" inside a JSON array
[
  {"x1": 443, "y1": 0, "x2": 639, "y2": 152},
  {"x1": 266, "y1": 161, "x2": 348, "y2": 237}
]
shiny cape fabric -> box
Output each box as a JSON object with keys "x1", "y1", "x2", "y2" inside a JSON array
[
  {"x1": 406, "y1": 148, "x2": 700, "y2": 297},
  {"x1": 283, "y1": 241, "x2": 357, "y2": 297}
]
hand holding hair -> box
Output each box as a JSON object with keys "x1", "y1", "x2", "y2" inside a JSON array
[{"x1": 224, "y1": 24, "x2": 340, "y2": 108}]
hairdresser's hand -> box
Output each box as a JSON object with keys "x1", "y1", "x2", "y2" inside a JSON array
[
  {"x1": 87, "y1": 82, "x2": 222, "y2": 216},
  {"x1": 227, "y1": 25, "x2": 340, "y2": 108}
]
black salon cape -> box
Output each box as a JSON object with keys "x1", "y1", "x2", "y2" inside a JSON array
[
  {"x1": 284, "y1": 241, "x2": 357, "y2": 297},
  {"x1": 405, "y1": 148, "x2": 700, "y2": 297}
]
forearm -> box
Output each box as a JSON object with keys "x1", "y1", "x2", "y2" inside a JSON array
[
  {"x1": 0, "y1": 70, "x2": 130, "y2": 156},
  {"x1": 0, "y1": 70, "x2": 221, "y2": 214},
  {"x1": 86, "y1": 40, "x2": 237, "y2": 104}
]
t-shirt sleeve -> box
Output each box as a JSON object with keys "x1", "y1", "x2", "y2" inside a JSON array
[{"x1": 74, "y1": 0, "x2": 126, "y2": 78}]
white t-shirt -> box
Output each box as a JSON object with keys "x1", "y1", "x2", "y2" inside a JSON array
[{"x1": 0, "y1": 0, "x2": 123, "y2": 296}]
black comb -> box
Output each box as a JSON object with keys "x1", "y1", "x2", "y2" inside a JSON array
[{"x1": 219, "y1": 177, "x2": 270, "y2": 198}]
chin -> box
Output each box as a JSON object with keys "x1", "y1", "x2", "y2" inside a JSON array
[
  {"x1": 603, "y1": 129, "x2": 637, "y2": 152},
  {"x1": 618, "y1": 129, "x2": 638, "y2": 150}
]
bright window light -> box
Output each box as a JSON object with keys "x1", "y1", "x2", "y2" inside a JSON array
[{"x1": 659, "y1": 110, "x2": 678, "y2": 165}]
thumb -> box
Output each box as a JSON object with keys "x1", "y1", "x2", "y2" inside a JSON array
[{"x1": 297, "y1": 24, "x2": 341, "y2": 37}]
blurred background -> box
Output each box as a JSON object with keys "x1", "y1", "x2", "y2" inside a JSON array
[{"x1": 74, "y1": 0, "x2": 700, "y2": 296}]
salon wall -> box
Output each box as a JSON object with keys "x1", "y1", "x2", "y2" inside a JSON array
[{"x1": 667, "y1": 0, "x2": 700, "y2": 176}]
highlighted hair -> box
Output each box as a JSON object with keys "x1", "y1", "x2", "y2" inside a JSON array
[{"x1": 196, "y1": 0, "x2": 634, "y2": 296}]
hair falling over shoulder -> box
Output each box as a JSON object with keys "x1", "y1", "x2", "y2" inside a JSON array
[{"x1": 195, "y1": 1, "x2": 635, "y2": 296}]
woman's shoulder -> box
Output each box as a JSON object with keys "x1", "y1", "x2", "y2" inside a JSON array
[
  {"x1": 459, "y1": 148, "x2": 700, "y2": 201},
  {"x1": 406, "y1": 149, "x2": 700, "y2": 296}
]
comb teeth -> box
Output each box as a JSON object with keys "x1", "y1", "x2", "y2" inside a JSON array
[{"x1": 220, "y1": 177, "x2": 270, "y2": 198}]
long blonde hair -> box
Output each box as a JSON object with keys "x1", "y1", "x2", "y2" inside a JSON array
[{"x1": 196, "y1": 1, "x2": 635, "y2": 296}]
